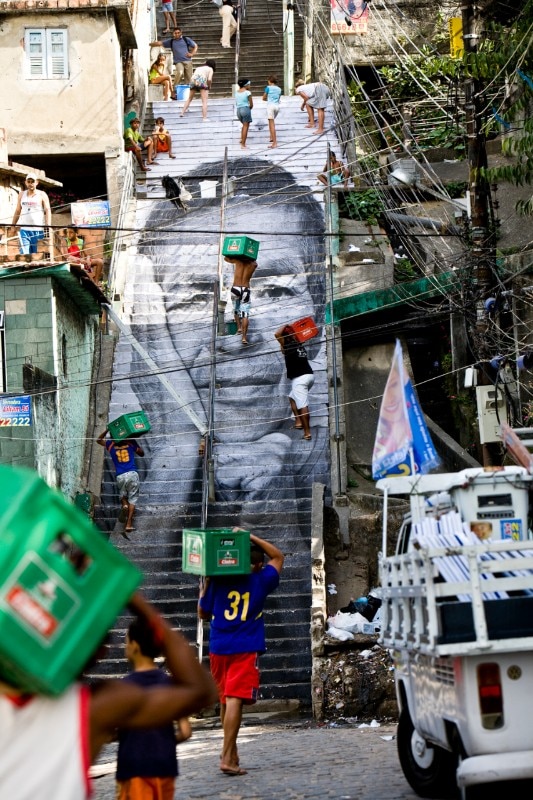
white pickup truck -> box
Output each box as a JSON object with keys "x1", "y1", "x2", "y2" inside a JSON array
[{"x1": 378, "y1": 466, "x2": 533, "y2": 799}]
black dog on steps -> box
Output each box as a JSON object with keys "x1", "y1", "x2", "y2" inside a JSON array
[{"x1": 162, "y1": 175, "x2": 189, "y2": 212}]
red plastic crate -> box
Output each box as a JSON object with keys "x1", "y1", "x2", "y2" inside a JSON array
[{"x1": 287, "y1": 316, "x2": 319, "y2": 343}]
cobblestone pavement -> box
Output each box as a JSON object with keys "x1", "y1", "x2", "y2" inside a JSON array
[{"x1": 90, "y1": 718, "x2": 420, "y2": 799}]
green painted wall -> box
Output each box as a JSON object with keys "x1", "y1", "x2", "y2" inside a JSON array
[{"x1": 0, "y1": 273, "x2": 98, "y2": 499}]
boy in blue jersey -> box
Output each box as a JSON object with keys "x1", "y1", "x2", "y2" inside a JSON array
[
  {"x1": 198, "y1": 531, "x2": 284, "y2": 775},
  {"x1": 97, "y1": 429, "x2": 144, "y2": 536}
]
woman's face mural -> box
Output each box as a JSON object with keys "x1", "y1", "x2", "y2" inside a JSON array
[{"x1": 121, "y1": 157, "x2": 329, "y2": 510}]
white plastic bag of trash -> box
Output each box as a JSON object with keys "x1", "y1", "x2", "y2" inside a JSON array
[
  {"x1": 327, "y1": 610, "x2": 373, "y2": 634},
  {"x1": 326, "y1": 625, "x2": 354, "y2": 641}
]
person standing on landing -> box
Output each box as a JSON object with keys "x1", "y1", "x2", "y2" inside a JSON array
[
  {"x1": 198, "y1": 532, "x2": 284, "y2": 776},
  {"x1": 235, "y1": 78, "x2": 253, "y2": 149},
  {"x1": 225, "y1": 255, "x2": 257, "y2": 344},
  {"x1": 275, "y1": 325, "x2": 315, "y2": 440},
  {"x1": 219, "y1": 0, "x2": 237, "y2": 48},
  {"x1": 97, "y1": 429, "x2": 144, "y2": 536},
  {"x1": 262, "y1": 75, "x2": 282, "y2": 148},
  {"x1": 161, "y1": 0, "x2": 177, "y2": 33},
  {"x1": 10, "y1": 173, "x2": 51, "y2": 255},
  {"x1": 151, "y1": 28, "x2": 198, "y2": 86},
  {"x1": 116, "y1": 617, "x2": 192, "y2": 800}
]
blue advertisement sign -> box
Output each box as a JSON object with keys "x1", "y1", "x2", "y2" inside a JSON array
[
  {"x1": 71, "y1": 201, "x2": 111, "y2": 228},
  {"x1": 0, "y1": 395, "x2": 32, "y2": 427}
]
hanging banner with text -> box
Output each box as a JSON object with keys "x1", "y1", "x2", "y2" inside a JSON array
[
  {"x1": 71, "y1": 201, "x2": 112, "y2": 228},
  {"x1": 331, "y1": 0, "x2": 369, "y2": 34},
  {"x1": 0, "y1": 395, "x2": 32, "y2": 427}
]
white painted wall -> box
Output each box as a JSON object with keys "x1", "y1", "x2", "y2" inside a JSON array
[{"x1": 0, "y1": 13, "x2": 124, "y2": 156}]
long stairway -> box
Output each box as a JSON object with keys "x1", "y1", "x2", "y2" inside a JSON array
[
  {"x1": 155, "y1": 0, "x2": 304, "y2": 97},
  {"x1": 96, "y1": 85, "x2": 342, "y2": 700}
]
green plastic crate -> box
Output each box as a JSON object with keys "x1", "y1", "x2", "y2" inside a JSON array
[
  {"x1": 108, "y1": 410, "x2": 151, "y2": 442},
  {"x1": 222, "y1": 236, "x2": 260, "y2": 261},
  {"x1": 182, "y1": 528, "x2": 251, "y2": 576},
  {"x1": 0, "y1": 466, "x2": 142, "y2": 695}
]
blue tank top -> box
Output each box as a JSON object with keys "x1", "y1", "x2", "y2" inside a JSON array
[{"x1": 116, "y1": 669, "x2": 178, "y2": 780}]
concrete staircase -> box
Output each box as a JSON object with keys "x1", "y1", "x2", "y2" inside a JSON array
[
  {"x1": 154, "y1": 0, "x2": 305, "y2": 98},
  {"x1": 94, "y1": 96, "x2": 342, "y2": 702}
]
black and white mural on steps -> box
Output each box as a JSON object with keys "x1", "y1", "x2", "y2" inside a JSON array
[
  {"x1": 97, "y1": 156, "x2": 331, "y2": 696},
  {"x1": 104, "y1": 157, "x2": 330, "y2": 530}
]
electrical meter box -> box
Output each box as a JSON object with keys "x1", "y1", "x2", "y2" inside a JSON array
[
  {"x1": 0, "y1": 466, "x2": 141, "y2": 695},
  {"x1": 449, "y1": 469, "x2": 529, "y2": 542},
  {"x1": 182, "y1": 528, "x2": 251, "y2": 576},
  {"x1": 475, "y1": 385, "x2": 508, "y2": 444},
  {"x1": 108, "y1": 410, "x2": 151, "y2": 442},
  {"x1": 222, "y1": 236, "x2": 260, "y2": 261}
]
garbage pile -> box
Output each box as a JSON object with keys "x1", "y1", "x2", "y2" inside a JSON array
[
  {"x1": 320, "y1": 645, "x2": 397, "y2": 721},
  {"x1": 326, "y1": 592, "x2": 382, "y2": 641}
]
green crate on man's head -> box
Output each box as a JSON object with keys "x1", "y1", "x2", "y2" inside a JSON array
[
  {"x1": 182, "y1": 528, "x2": 251, "y2": 576},
  {"x1": 222, "y1": 236, "x2": 260, "y2": 261},
  {"x1": 108, "y1": 410, "x2": 151, "y2": 442}
]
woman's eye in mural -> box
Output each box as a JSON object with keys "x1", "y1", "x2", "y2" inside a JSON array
[{"x1": 266, "y1": 285, "x2": 300, "y2": 300}]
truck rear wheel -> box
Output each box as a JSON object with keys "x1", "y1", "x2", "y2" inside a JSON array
[{"x1": 397, "y1": 708, "x2": 458, "y2": 798}]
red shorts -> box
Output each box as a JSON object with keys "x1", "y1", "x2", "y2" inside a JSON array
[
  {"x1": 210, "y1": 652, "x2": 259, "y2": 705},
  {"x1": 116, "y1": 777, "x2": 175, "y2": 800}
]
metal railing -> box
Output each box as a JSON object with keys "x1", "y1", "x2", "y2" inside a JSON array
[
  {"x1": 200, "y1": 147, "x2": 230, "y2": 526},
  {"x1": 107, "y1": 153, "x2": 136, "y2": 297}
]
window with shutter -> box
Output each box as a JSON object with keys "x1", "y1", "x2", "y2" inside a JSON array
[{"x1": 24, "y1": 28, "x2": 68, "y2": 79}]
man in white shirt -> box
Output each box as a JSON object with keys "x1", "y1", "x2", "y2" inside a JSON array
[{"x1": 10, "y1": 173, "x2": 51, "y2": 255}]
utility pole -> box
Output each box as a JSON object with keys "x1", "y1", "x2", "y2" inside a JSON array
[
  {"x1": 461, "y1": 0, "x2": 495, "y2": 316},
  {"x1": 283, "y1": 0, "x2": 295, "y2": 96},
  {"x1": 460, "y1": 1, "x2": 499, "y2": 466}
]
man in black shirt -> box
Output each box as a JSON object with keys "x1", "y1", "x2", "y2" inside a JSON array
[{"x1": 275, "y1": 325, "x2": 314, "y2": 440}]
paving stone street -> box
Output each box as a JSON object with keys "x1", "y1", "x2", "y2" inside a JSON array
[{"x1": 91, "y1": 718, "x2": 420, "y2": 800}]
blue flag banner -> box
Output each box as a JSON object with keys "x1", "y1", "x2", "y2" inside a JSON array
[
  {"x1": 372, "y1": 340, "x2": 413, "y2": 479},
  {"x1": 404, "y1": 378, "x2": 441, "y2": 474},
  {"x1": 372, "y1": 340, "x2": 440, "y2": 479}
]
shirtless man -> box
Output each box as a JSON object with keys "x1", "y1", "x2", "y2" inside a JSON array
[{"x1": 226, "y1": 255, "x2": 258, "y2": 345}]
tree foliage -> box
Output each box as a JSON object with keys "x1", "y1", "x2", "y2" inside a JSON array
[{"x1": 376, "y1": 2, "x2": 533, "y2": 212}]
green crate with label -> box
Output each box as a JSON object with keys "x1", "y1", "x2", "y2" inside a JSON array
[
  {"x1": 222, "y1": 236, "x2": 260, "y2": 261},
  {"x1": 108, "y1": 410, "x2": 151, "y2": 442},
  {"x1": 0, "y1": 466, "x2": 141, "y2": 695},
  {"x1": 182, "y1": 528, "x2": 251, "y2": 576}
]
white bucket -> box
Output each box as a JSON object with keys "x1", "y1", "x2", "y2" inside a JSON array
[{"x1": 199, "y1": 180, "x2": 218, "y2": 199}]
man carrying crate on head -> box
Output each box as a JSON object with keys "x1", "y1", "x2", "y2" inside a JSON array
[
  {"x1": 97, "y1": 429, "x2": 144, "y2": 537},
  {"x1": 224, "y1": 255, "x2": 258, "y2": 345}
]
